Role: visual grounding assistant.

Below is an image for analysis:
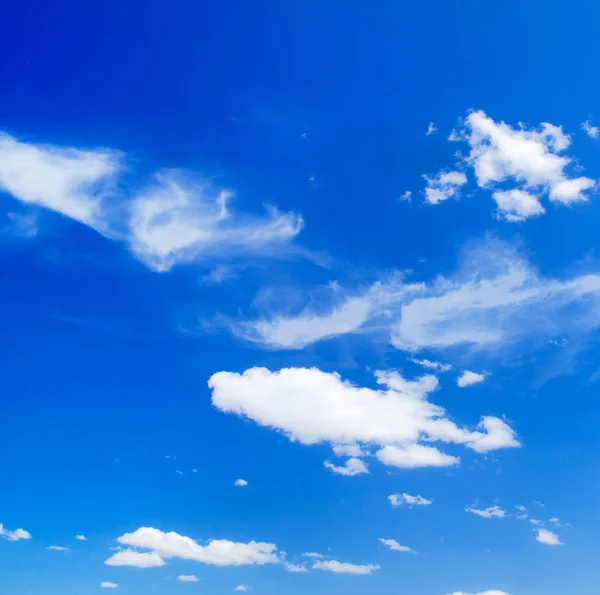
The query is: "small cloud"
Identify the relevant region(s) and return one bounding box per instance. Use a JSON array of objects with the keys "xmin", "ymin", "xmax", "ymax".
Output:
[
  {"xmin": 6, "ymin": 211, "xmax": 38, "ymax": 238},
  {"xmin": 466, "ymin": 505, "xmax": 506, "ymax": 519},
  {"xmin": 423, "ymin": 170, "xmax": 467, "ymax": 204},
  {"xmin": 285, "ymin": 562, "xmax": 309, "ymax": 573},
  {"xmin": 313, "ymin": 560, "xmax": 380, "ymax": 575},
  {"xmin": 536, "ymin": 528, "xmax": 563, "ymax": 546},
  {"xmin": 410, "ymin": 358, "xmax": 452, "ymax": 372},
  {"xmin": 302, "ymin": 552, "xmax": 323, "ymax": 559},
  {"xmin": 324, "ymin": 457, "xmax": 369, "ymax": 476},
  {"xmin": 234, "ymin": 478, "xmax": 249, "ymax": 487},
  {"xmin": 47, "ymin": 545, "xmax": 70, "ymax": 551},
  {"xmin": 457, "ymin": 371, "xmax": 486, "ymax": 387},
  {"xmin": 75, "ymin": 535, "xmax": 87, "ymax": 541},
  {"xmin": 550, "ymin": 517, "xmax": 560, "ymax": 524},
  {"xmin": 378, "ymin": 538, "xmax": 412, "ymax": 552},
  {"xmin": 515, "ymin": 505, "xmax": 527, "ymax": 512},
  {"xmin": 175, "ymin": 470, "xmax": 184, "ymax": 475},
  {"xmin": 235, "ymin": 586, "xmax": 250, "ymax": 592},
  {"xmin": 388, "ymin": 493, "xmax": 432, "ymax": 507},
  {"xmin": 192, "ymin": 469, "xmax": 198, "ymax": 473},
  {"xmin": 399, "ymin": 191, "xmax": 412, "ymax": 202},
  {"xmin": 0, "ymin": 523, "xmax": 32, "ymax": 541},
  {"xmin": 582, "ymin": 120, "xmax": 599, "ymax": 139},
  {"xmin": 178, "ymin": 575, "xmax": 199, "ymax": 582},
  {"xmin": 101, "ymin": 582, "xmax": 119, "ymax": 589},
  {"xmin": 426, "ymin": 122, "xmax": 438, "ymax": 136}
]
